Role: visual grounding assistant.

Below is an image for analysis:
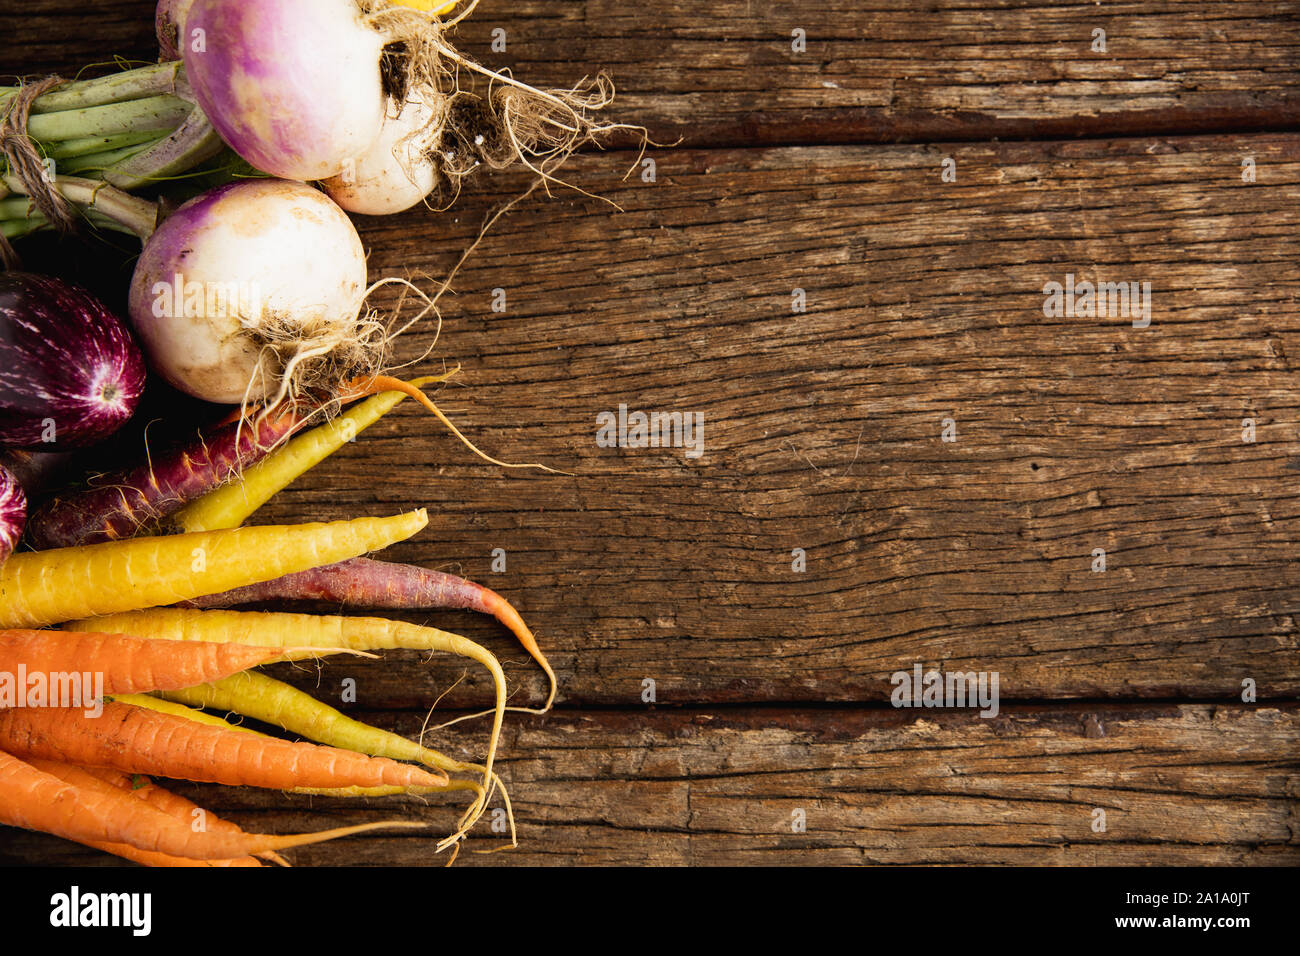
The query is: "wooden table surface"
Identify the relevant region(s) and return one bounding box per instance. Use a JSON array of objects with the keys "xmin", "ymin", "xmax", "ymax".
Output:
[{"xmin": 3, "ymin": 1, "xmax": 1298, "ymax": 866}]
